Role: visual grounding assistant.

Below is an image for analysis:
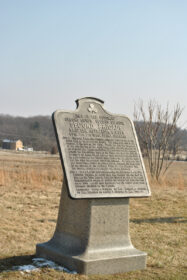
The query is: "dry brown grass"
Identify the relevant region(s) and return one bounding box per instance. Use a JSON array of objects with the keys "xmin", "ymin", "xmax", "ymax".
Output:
[
  {"xmin": 0, "ymin": 150, "xmax": 186, "ymax": 280},
  {"xmin": 0, "ymin": 150, "xmax": 63, "ymax": 188},
  {"xmin": 144, "ymin": 157, "xmax": 187, "ymax": 190}
]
